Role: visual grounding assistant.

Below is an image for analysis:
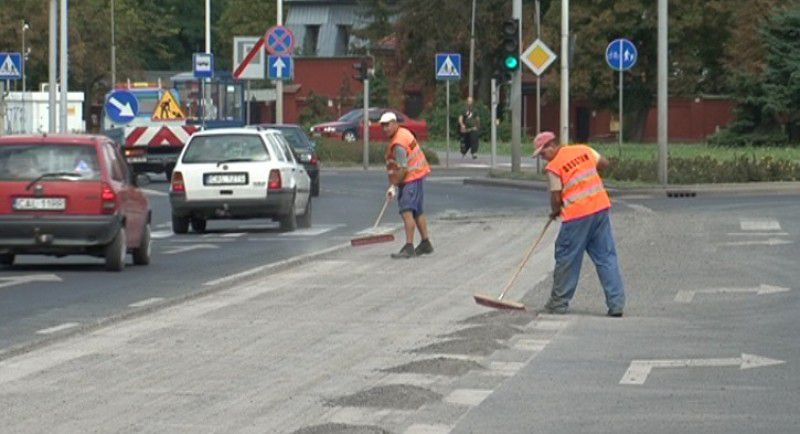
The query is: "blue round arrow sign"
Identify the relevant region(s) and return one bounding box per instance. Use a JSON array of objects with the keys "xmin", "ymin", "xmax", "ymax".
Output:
[
  {"xmin": 606, "ymin": 39, "xmax": 637, "ymax": 71},
  {"xmin": 105, "ymin": 90, "xmax": 139, "ymax": 124}
]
